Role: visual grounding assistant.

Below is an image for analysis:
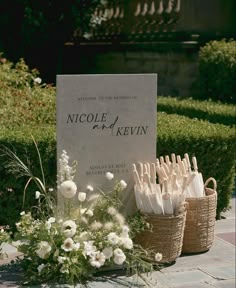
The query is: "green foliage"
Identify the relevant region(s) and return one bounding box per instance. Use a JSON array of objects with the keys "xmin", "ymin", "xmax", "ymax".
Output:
[
  {"xmin": 158, "ymin": 96, "xmax": 235, "ymax": 126},
  {"xmin": 20, "ymin": 0, "xmax": 103, "ymax": 43},
  {"xmin": 0, "ymin": 56, "xmax": 56, "ymax": 229},
  {"xmin": 0, "ymin": 56, "xmax": 235, "ymax": 228},
  {"xmin": 157, "ymin": 112, "xmax": 236, "ymax": 218},
  {"xmin": 0, "ymin": 152, "xmax": 155, "ymax": 286},
  {"xmin": 197, "ymin": 39, "xmax": 236, "ymax": 103},
  {"xmin": 0, "ymin": 129, "xmax": 56, "ymax": 228},
  {"xmin": 0, "ymin": 1, "xmax": 106, "ymax": 82},
  {"xmin": 0, "ymin": 56, "xmax": 56, "ymax": 128}
]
